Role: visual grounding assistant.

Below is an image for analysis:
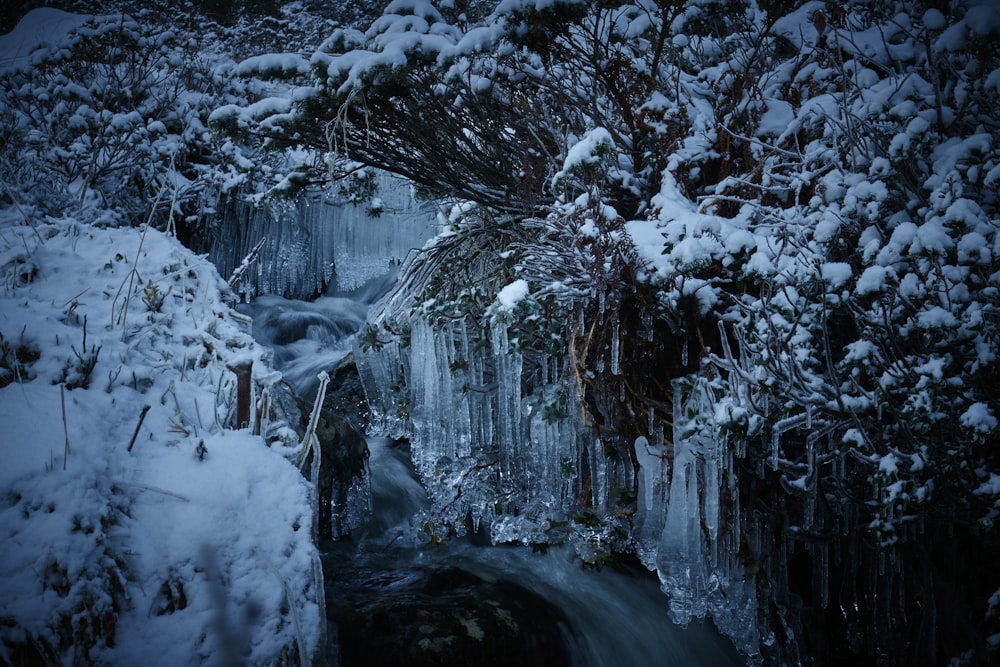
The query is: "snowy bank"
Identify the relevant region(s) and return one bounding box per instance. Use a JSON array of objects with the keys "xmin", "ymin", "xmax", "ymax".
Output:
[{"xmin": 0, "ymin": 213, "xmax": 323, "ymax": 665}]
